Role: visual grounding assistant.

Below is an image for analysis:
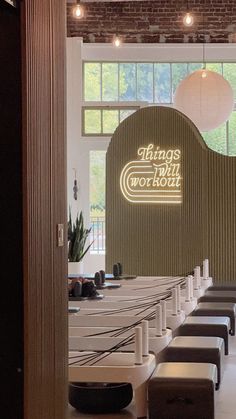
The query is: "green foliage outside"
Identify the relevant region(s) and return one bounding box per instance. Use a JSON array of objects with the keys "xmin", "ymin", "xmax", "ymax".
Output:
[
  {"xmin": 84, "ymin": 108, "xmax": 136, "ymax": 135},
  {"xmin": 84, "ymin": 61, "xmax": 236, "ymax": 157},
  {"xmin": 154, "ymin": 63, "xmax": 171, "ymax": 103},
  {"xmin": 90, "ymin": 151, "xmax": 106, "ymax": 217}
]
